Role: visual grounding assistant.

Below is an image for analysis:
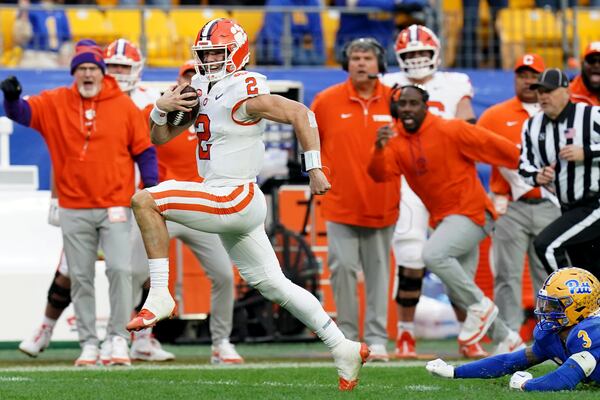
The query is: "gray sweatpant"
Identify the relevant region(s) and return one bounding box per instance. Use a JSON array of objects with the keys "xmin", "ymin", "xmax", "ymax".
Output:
[
  {"xmin": 492, "ymin": 200, "xmax": 560, "ymax": 330},
  {"xmin": 130, "ymin": 220, "xmax": 234, "ymax": 344},
  {"xmin": 60, "ymin": 207, "xmax": 133, "ymax": 347},
  {"xmin": 422, "ymin": 214, "xmax": 509, "ymax": 343},
  {"xmin": 327, "ymin": 221, "xmax": 394, "ymax": 345}
]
